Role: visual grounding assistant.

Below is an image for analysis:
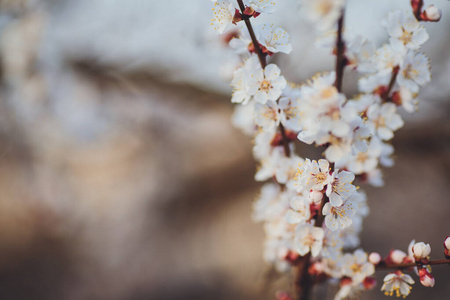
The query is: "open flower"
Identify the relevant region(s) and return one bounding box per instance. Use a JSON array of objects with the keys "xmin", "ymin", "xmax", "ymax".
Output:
[
  {"xmin": 366, "ymin": 103, "xmax": 404, "ymax": 141},
  {"xmin": 326, "ymin": 170, "xmax": 356, "ymax": 207},
  {"xmin": 254, "ymin": 64, "xmax": 287, "ymax": 104},
  {"xmin": 286, "ymin": 195, "xmax": 311, "ymax": 224},
  {"xmin": 294, "ymin": 223, "xmax": 324, "ymax": 257},
  {"xmin": 382, "ymin": 10, "xmax": 429, "ymax": 51},
  {"xmin": 381, "ymin": 271, "xmax": 415, "ymax": 297},
  {"xmin": 211, "ymin": 0, "xmax": 237, "ymax": 34},
  {"xmin": 342, "ymin": 249, "xmax": 375, "ymax": 284},
  {"xmin": 322, "ymin": 199, "xmax": 355, "ymax": 231},
  {"xmin": 256, "ymin": 23, "xmax": 292, "ymax": 54}
]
